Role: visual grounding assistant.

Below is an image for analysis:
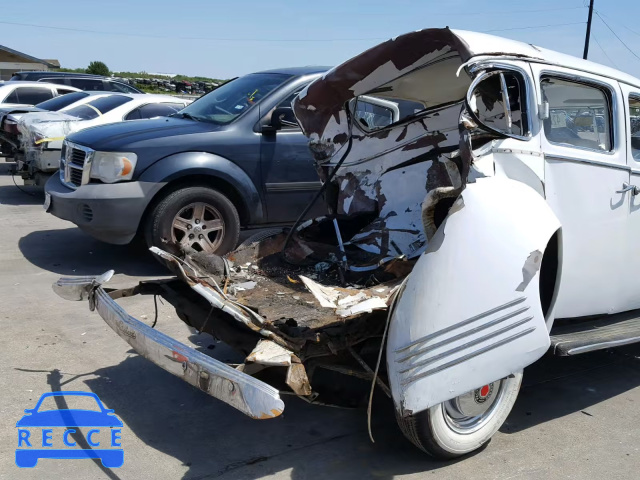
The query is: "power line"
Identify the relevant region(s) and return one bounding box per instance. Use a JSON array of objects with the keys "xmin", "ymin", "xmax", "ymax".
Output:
[
  {"xmin": 0, "ymin": 21, "xmax": 386, "ymax": 42},
  {"xmin": 592, "ymin": 33, "xmax": 618, "ymax": 68},
  {"xmin": 0, "ymin": 19, "xmax": 589, "ymax": 43},
  {"xmin": 420, "ymin": 6, "xmax": 586, "ymax": 16},
  {"xmin": 482, "ymin": 22, "xmax": 585, "ymax": 33},
  {"xmin": 595, "ymin": 12, "xmax": 640, "ymax": 62},
  {"xmin": 596, "ymin": 10, "xmax": 640, "ymax": 38}
]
